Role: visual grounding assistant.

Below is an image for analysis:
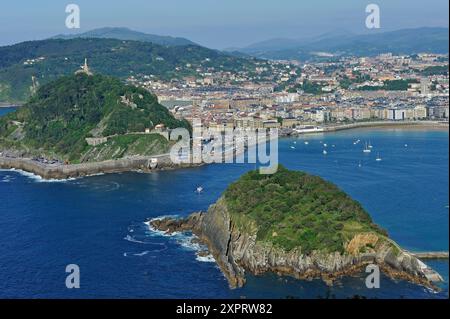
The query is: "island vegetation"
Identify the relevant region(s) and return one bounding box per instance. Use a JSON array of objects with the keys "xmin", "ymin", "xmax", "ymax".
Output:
[
  {"xmin": 151, "ymin": 165, "xmax": 441, "ymax": 288},
  {"xmin": 223, "ymin": 165, "xmax": 387, "ymax": 254}
]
